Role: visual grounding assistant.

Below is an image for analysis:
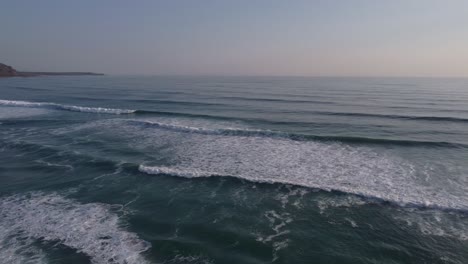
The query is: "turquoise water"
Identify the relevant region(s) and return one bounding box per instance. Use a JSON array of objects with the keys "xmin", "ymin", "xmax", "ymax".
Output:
[{"xmin": 1, "ymin": 76, "xmax": 468, "ymax": 264}]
